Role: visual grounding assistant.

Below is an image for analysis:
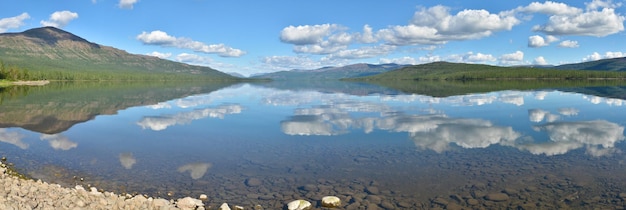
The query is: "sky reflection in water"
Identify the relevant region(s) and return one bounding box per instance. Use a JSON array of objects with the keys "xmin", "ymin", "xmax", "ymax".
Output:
[{"xmin": 1, "ymin": 83, "xmax": 626, "ymax": 208}]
